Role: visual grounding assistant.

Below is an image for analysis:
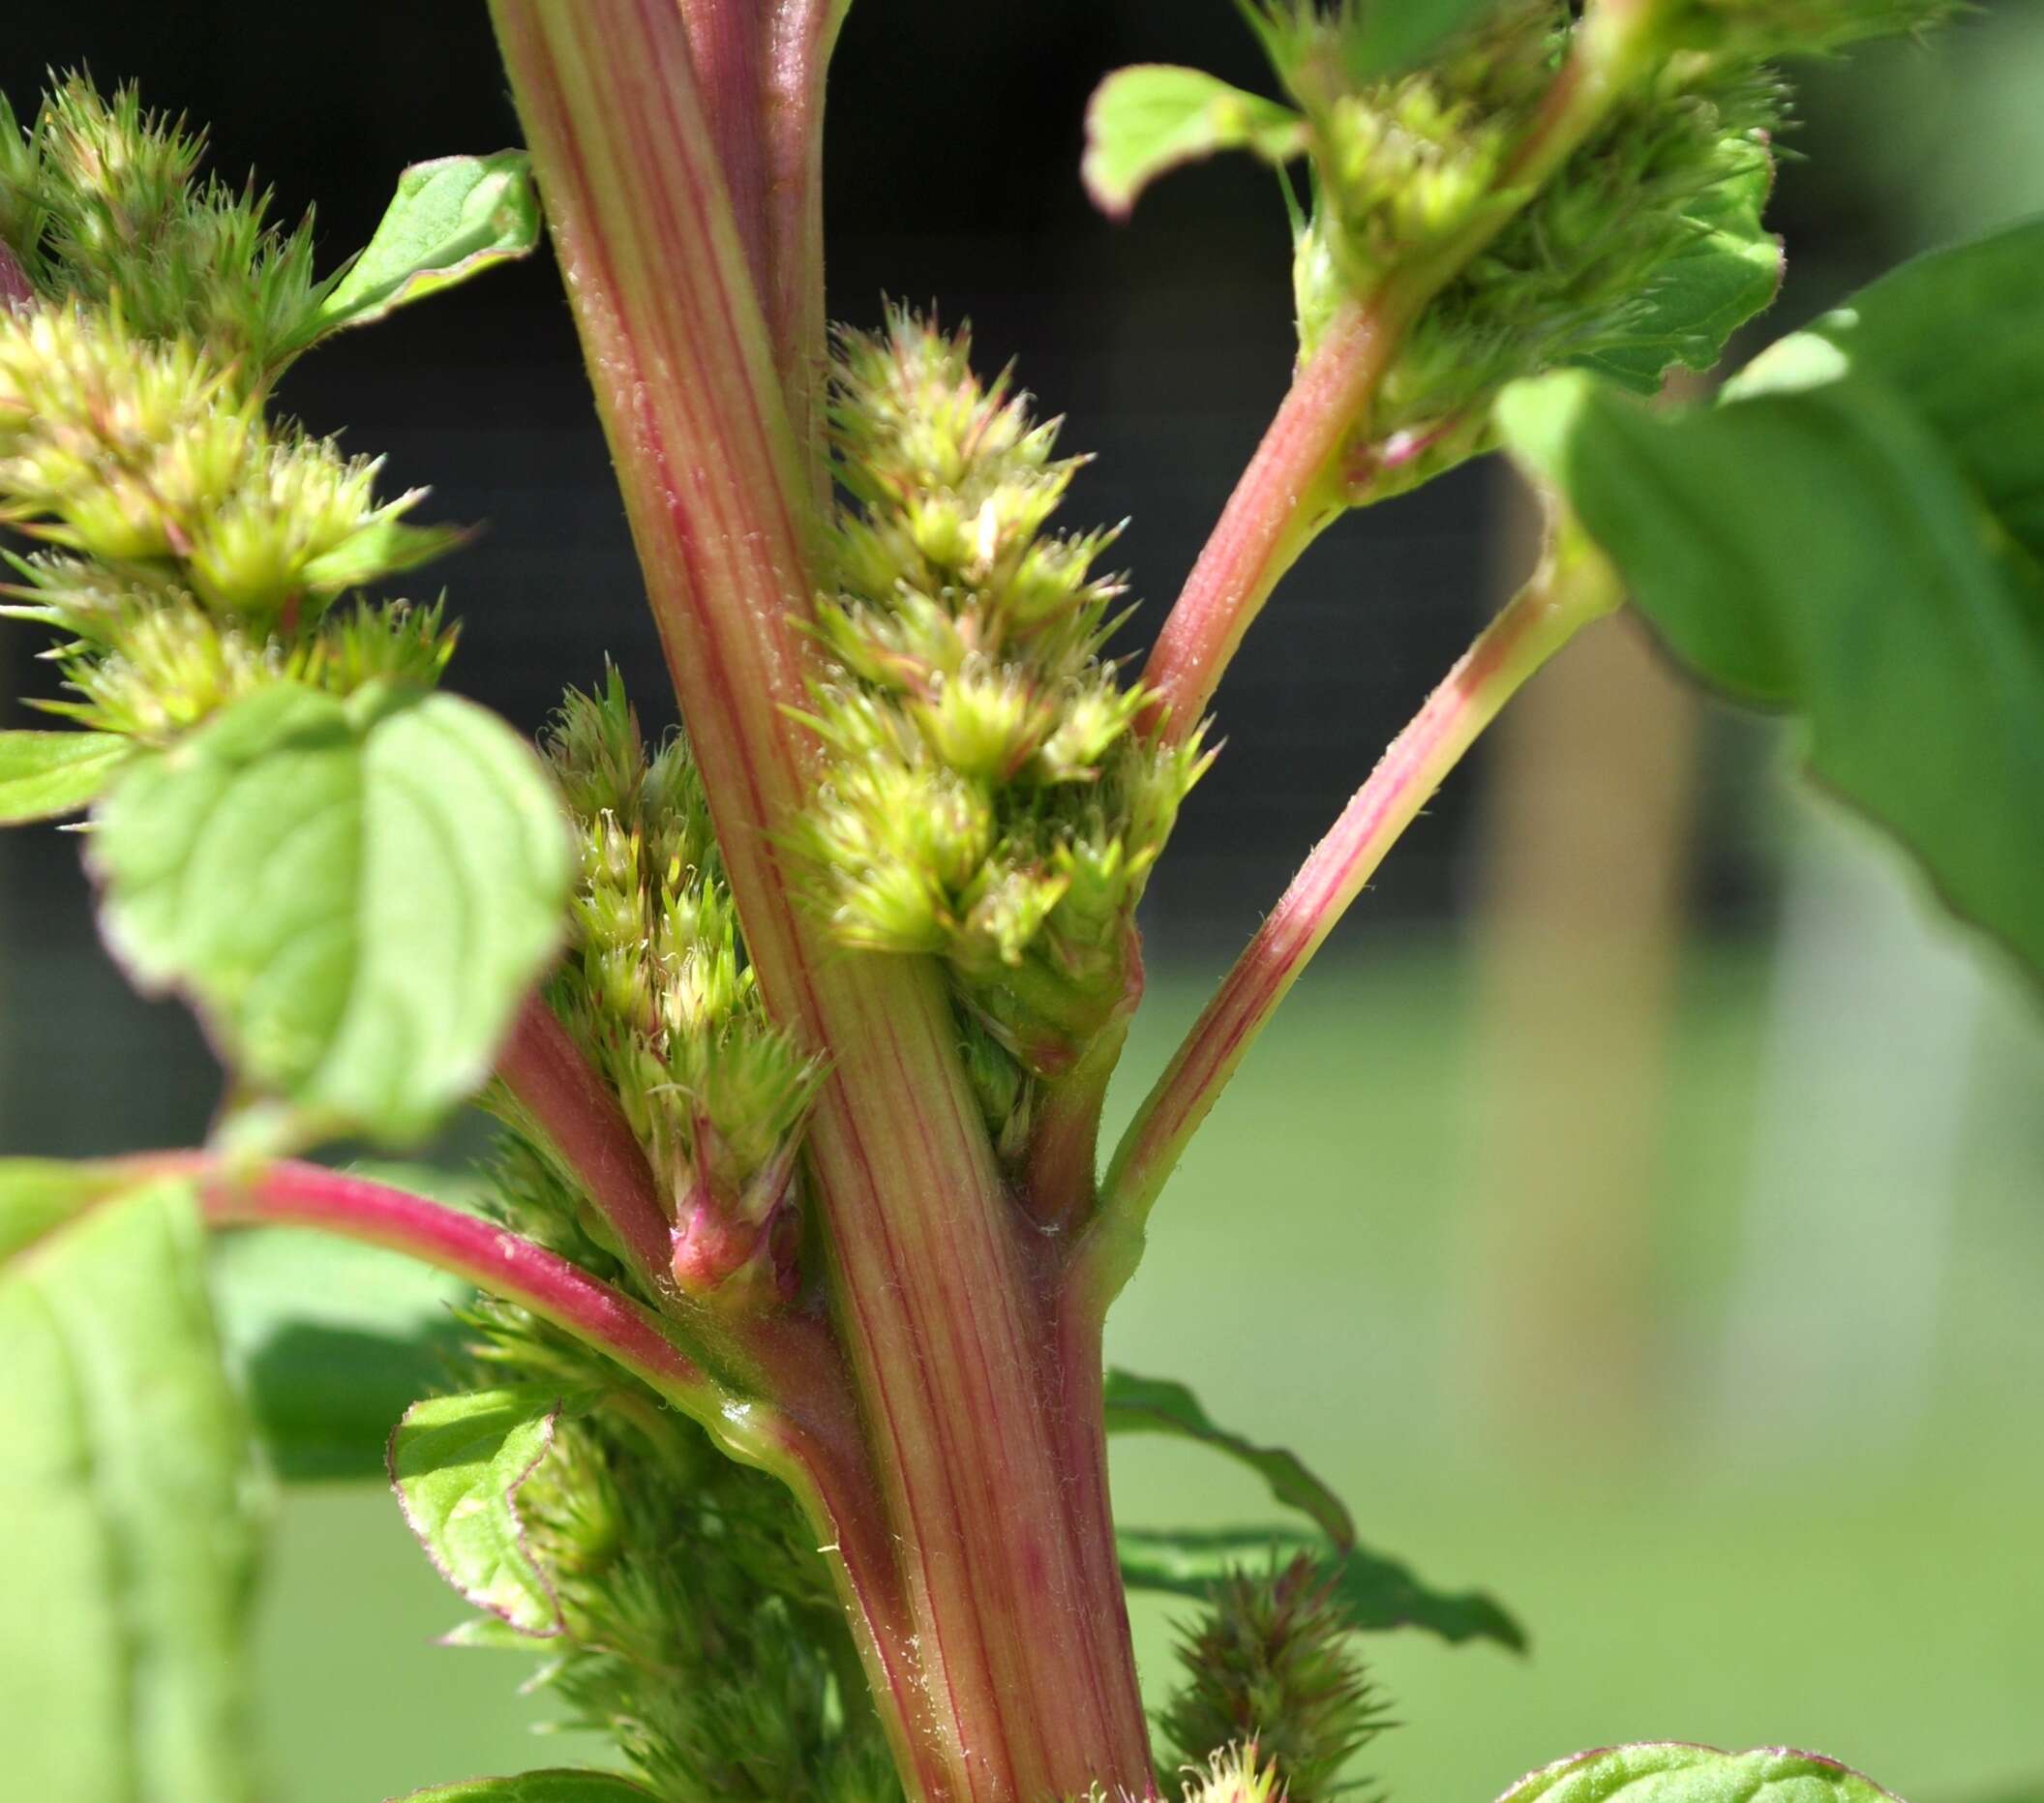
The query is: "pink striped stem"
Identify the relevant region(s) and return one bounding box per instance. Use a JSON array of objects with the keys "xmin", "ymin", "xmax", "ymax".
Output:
[
  {"xmin": 496, "ymin": 995, "xmax": 676, "ymax": 1300},
  {"xmin": 1138, "ymin": 287, "xmax": 1410, "ymax": 746},
  {"xmin": 192, "ymin": 1157, "xmax": 716, "ymax": 1410},
  {"xmin": 489, "ymin": 7, "xmax": 1154, "ymax": 1796},
  {"xmin": 1088, "ymin": 530, "xmax": 1624, "ymax": 1309}
]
